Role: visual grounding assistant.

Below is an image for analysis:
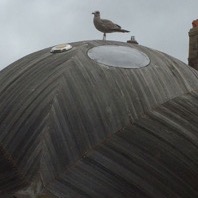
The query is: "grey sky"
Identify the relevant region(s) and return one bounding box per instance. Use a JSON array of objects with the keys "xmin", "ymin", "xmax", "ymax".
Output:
[{"xmin": 0, "ymin": 0, "xmax": 197, "ymax": 70}]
